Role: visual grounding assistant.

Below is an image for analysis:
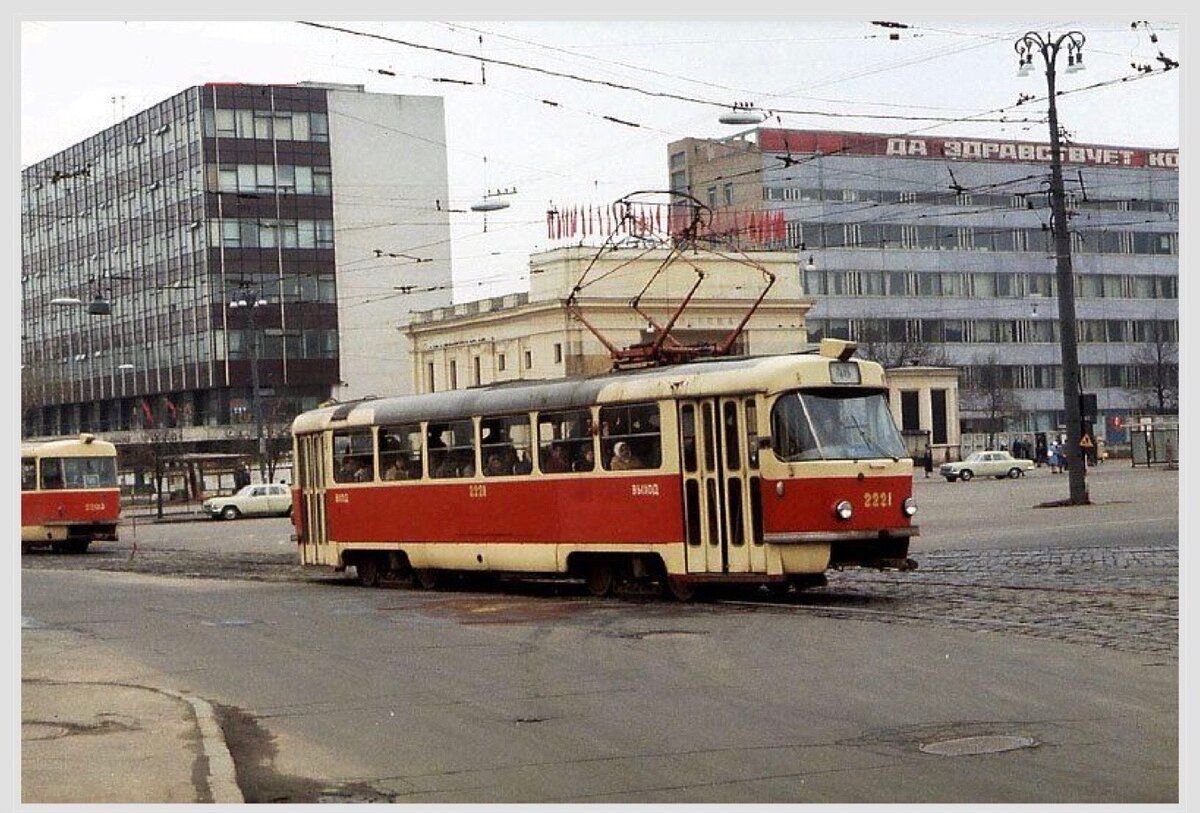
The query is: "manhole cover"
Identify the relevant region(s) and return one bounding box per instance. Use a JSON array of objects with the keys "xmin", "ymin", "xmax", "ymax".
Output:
[{"xmin": 920, "ymin": 734, "xmax": 1036, "ymax": 756}]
